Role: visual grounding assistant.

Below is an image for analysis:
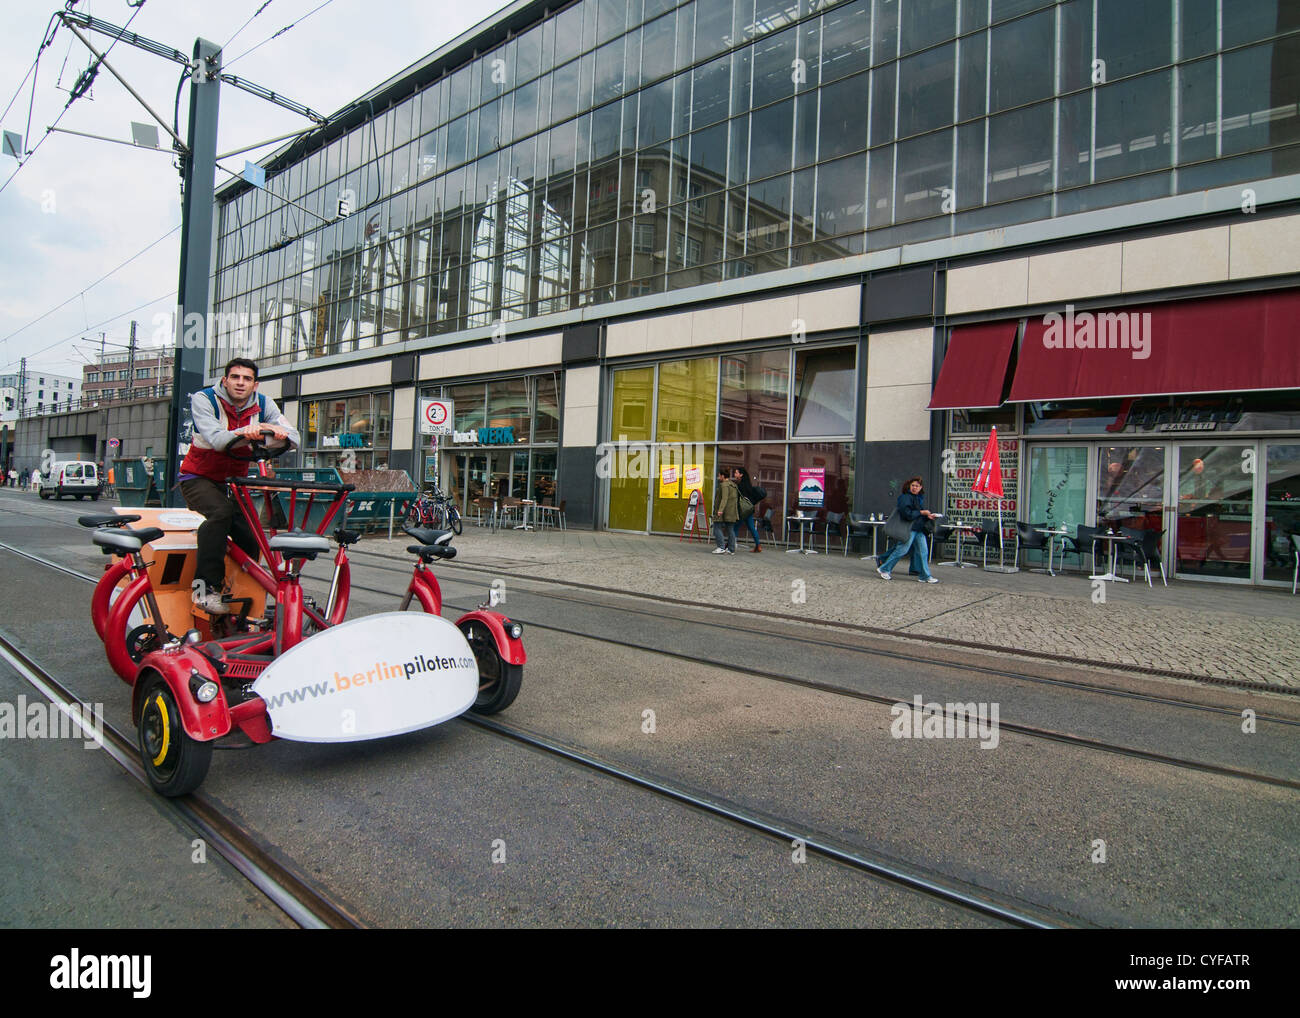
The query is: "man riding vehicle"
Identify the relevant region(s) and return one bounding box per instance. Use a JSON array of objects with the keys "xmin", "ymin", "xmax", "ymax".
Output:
[{"xmin": 178, "ymin": 357, "xmax": 300, "ymax": 614}]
